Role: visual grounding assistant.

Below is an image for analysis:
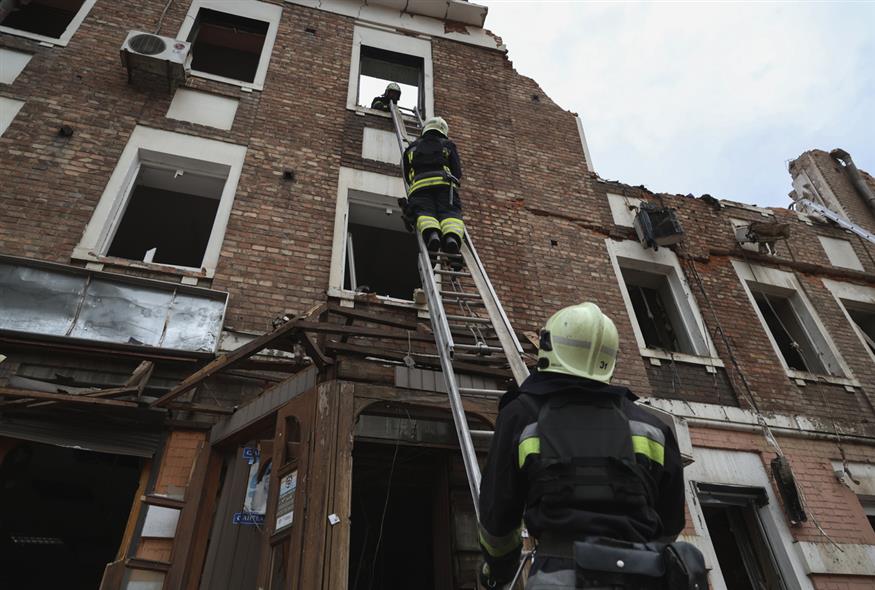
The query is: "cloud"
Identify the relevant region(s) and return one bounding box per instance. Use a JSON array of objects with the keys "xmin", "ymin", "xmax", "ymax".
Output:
[{"xmin": 479, "ymin": 1, "xmax": 875, "ymax": 207}]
